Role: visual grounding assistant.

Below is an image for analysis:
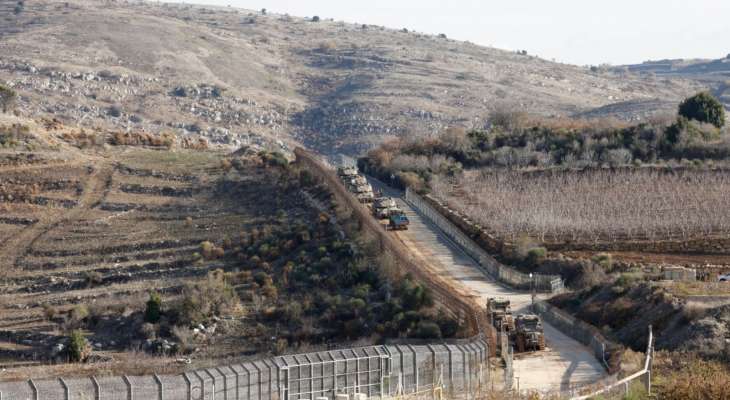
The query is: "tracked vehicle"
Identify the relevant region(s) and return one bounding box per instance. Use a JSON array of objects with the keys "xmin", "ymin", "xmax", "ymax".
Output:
[
  {"xmin": 337, "ymin": 166, "xmax": 359, "ymax": 181},
  {"xmin": 373, "ymin": 197, "xmax": 399, "ymax": 219}
]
